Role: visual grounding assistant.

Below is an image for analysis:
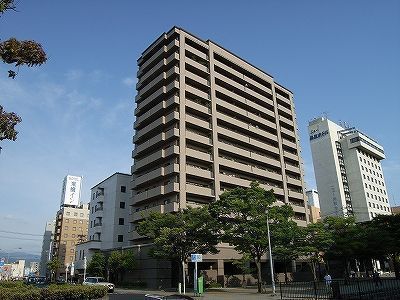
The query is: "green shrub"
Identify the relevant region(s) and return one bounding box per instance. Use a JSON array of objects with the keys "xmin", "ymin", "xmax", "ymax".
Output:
[
  {"xmin": 0, "ymin": 283, "xmax": 108, "ymax": 299},
  {"xmin": 207, "ymin": 281, "xmax": 222, "ymax": 288}
]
